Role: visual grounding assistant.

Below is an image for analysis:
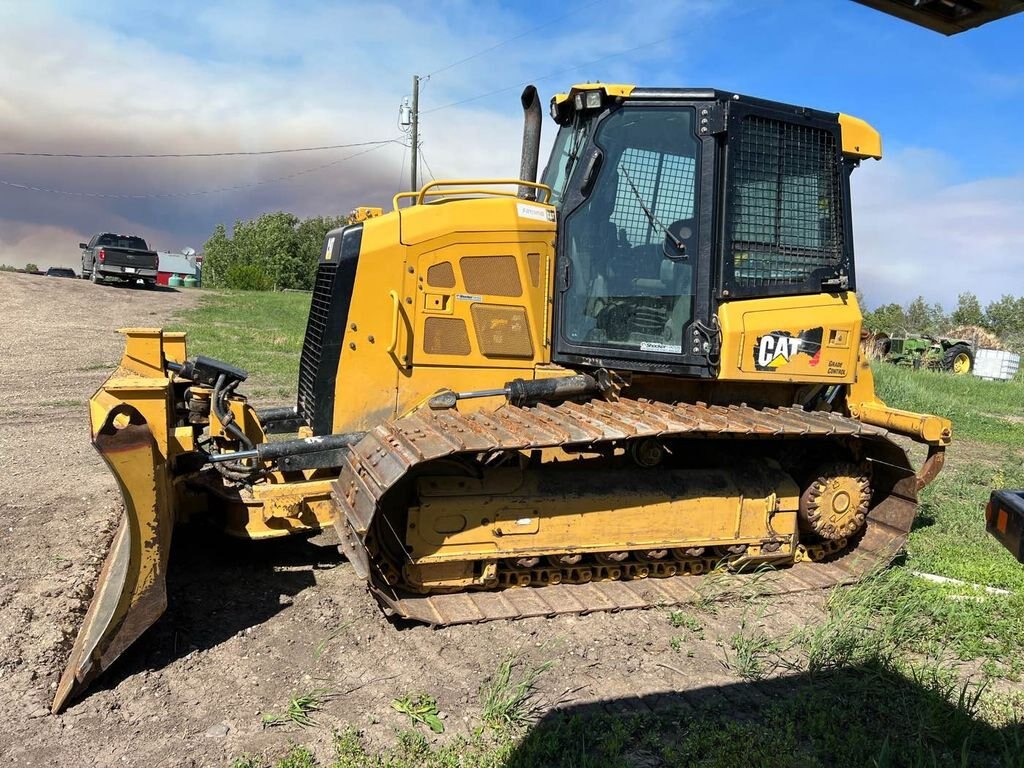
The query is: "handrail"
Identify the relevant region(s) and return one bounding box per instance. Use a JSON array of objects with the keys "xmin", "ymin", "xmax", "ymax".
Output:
[
  {"xmin": 392, "ymin": 178, "xmax": 553, "ymax": 210},
  {"xmin": 392, "ymin": 191, "xmax": 420, "ymax": 208},
  {"xmin": 387, "ymin": 290, "xmax": 401, "ymax": 354}
]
